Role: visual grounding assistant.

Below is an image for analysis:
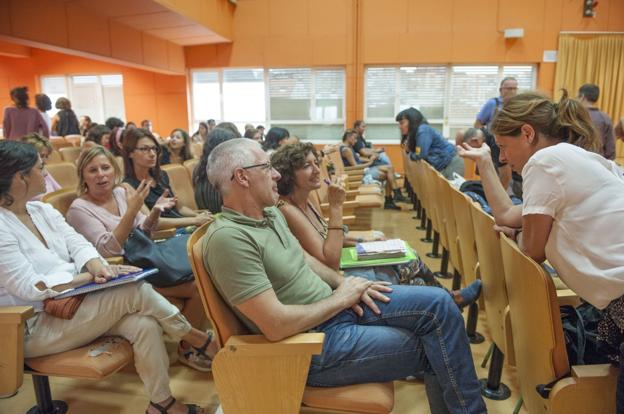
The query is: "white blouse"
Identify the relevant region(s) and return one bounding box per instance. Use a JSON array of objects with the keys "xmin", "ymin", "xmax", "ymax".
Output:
[{"xmin": 0, "ymin": 202, "xmax": 102, "ymax": 312}]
